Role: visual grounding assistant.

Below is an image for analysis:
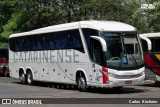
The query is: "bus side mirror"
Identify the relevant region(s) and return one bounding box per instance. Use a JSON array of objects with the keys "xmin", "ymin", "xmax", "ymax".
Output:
[
  {"xmin": 140, "ymin": 35, "xmax": 152, "ymax": 51},
  {"xmin": 90, "ymin": 36, "xmax": 107, "ymax": 51}
]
